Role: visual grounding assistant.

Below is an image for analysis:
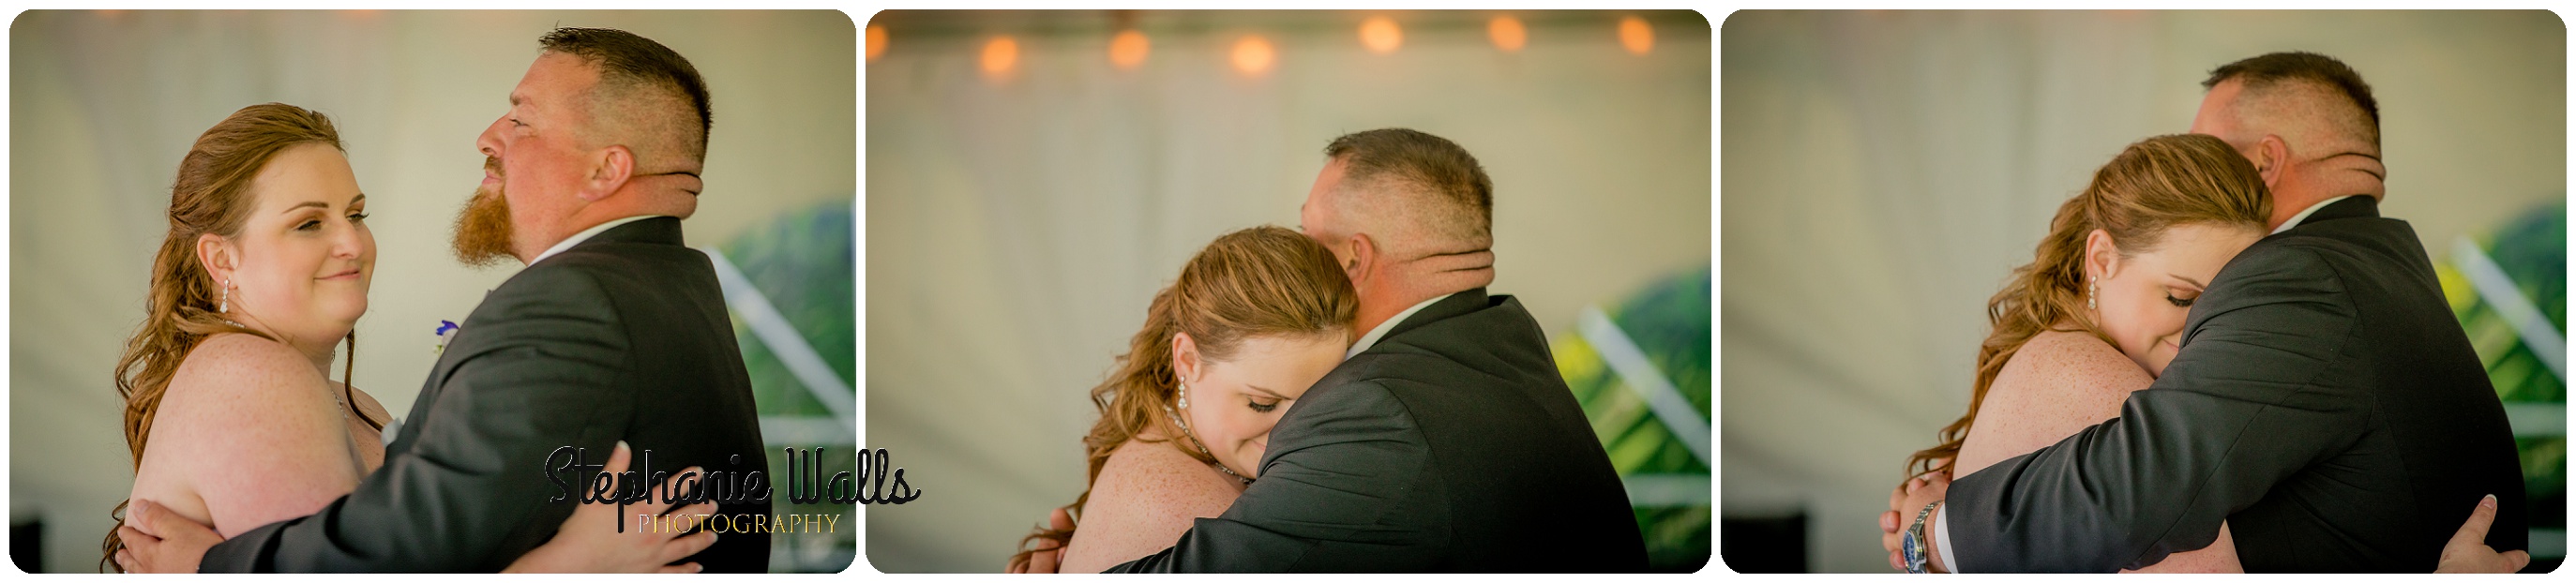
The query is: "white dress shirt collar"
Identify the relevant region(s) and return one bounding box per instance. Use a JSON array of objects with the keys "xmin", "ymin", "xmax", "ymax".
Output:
[
  {"xmin": 531, "ymin": 215, "xmax": 666, "ymax": 264},
  {"xmin": 1344, "ymin": 292, "xmax": 1456, "ymax": 361},
  {"xmin": 2270, "ymin": 195, "xmax": 2358, "ymax": 234}
]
